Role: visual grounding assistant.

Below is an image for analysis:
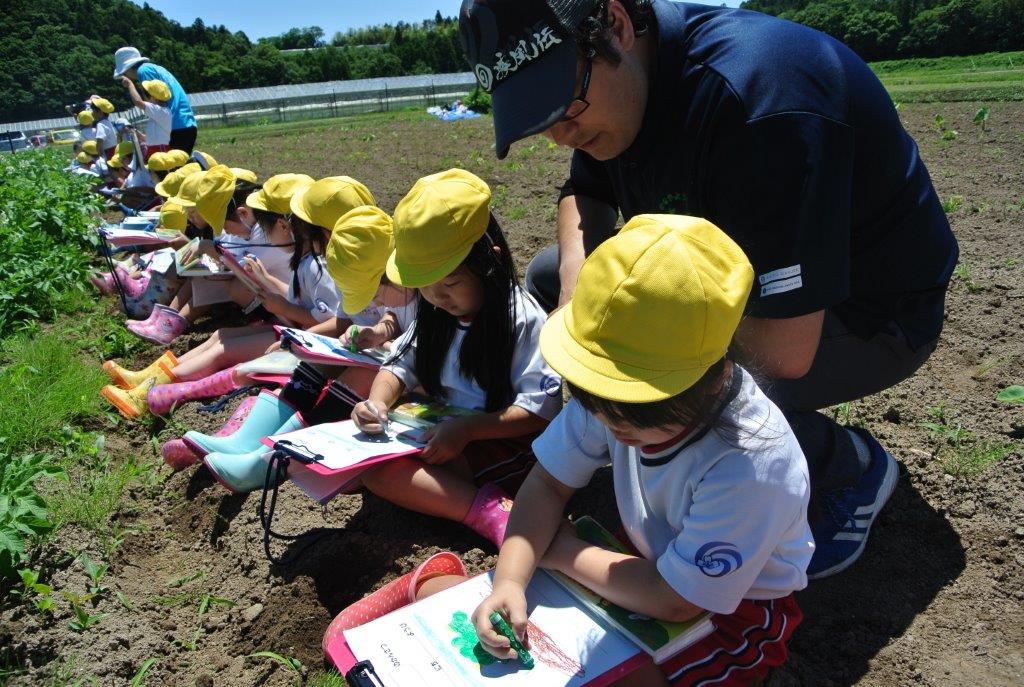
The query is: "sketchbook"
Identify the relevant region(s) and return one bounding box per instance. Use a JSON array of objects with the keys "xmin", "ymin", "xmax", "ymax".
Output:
[
  {"xmin": 214, "ymin": 243, "xmax": 265, "ymax": 294},
  {"xmin": 262, "ymin": 419, "xmax": 426, "ymax": 504},
  {"xmin": 275, "ymin": 326, "xmax": 388, "ymax": 369},
  {"xmin": 99, "ymin": 226, "xmax": 179, "ymax": 247},
  {"xmin": 174, "ymin": 238, "xmax": 230, "ymax": 277},
  {"xmin": 549, "ymin": 518, "xmax": 715, "ymax": 664},
  {"xmin": 332, "ymin": 570, "xmax": 646, "ymax": 687}
]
